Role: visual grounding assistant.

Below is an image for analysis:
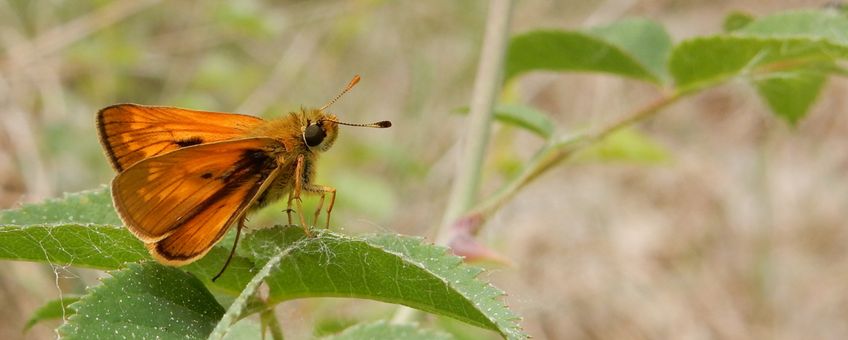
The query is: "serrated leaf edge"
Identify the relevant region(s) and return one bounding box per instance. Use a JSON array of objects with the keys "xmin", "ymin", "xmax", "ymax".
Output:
[
  {"xmin": 57, "ymin": 262, "xmax": 134, "ymax": 337},
  {"xmin": 361, "ymin": 234, "xmax": 527, "ymax": 340}
]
